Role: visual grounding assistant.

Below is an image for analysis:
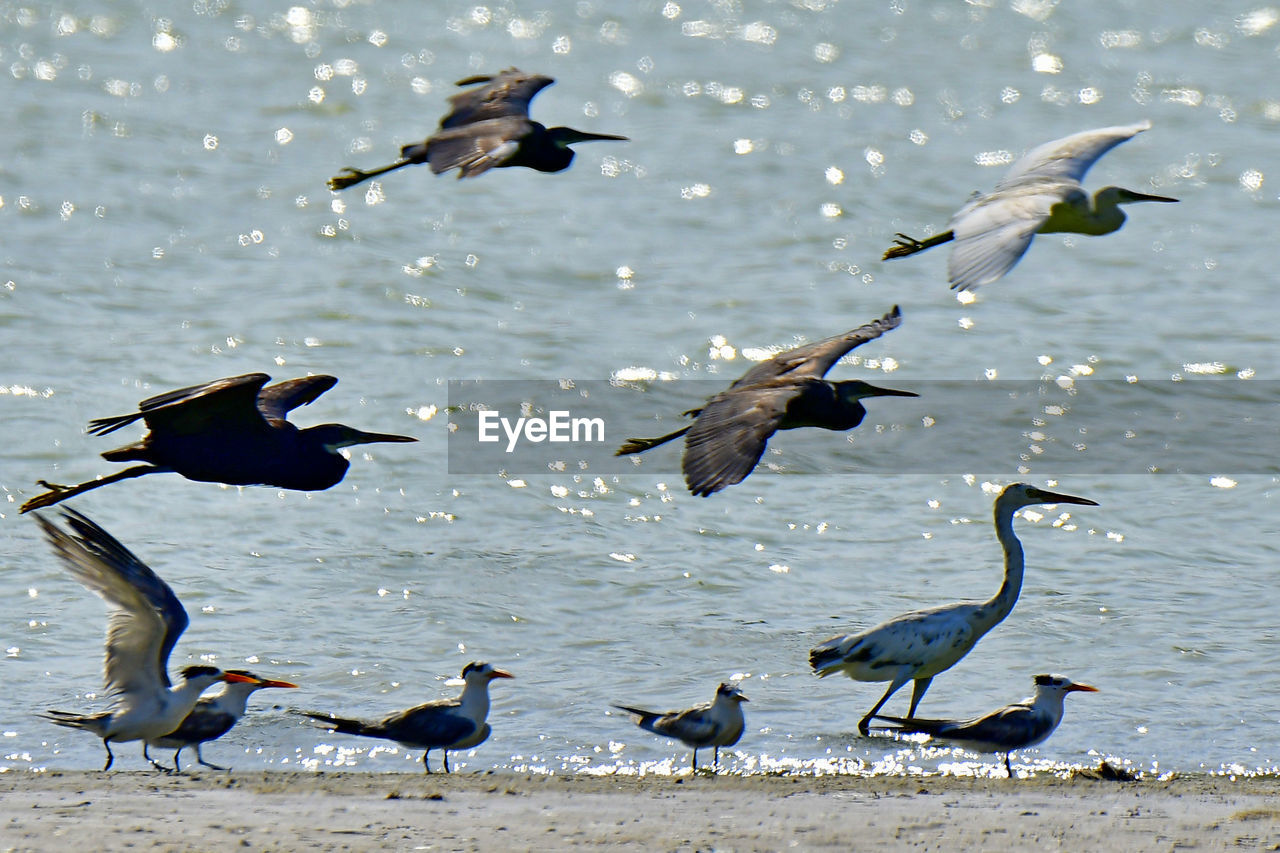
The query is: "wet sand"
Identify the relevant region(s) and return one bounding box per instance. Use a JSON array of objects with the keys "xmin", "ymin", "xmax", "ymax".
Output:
[{"xmin": 1, "ymin": 770, "xmax": 1278, "ymax": 851}]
